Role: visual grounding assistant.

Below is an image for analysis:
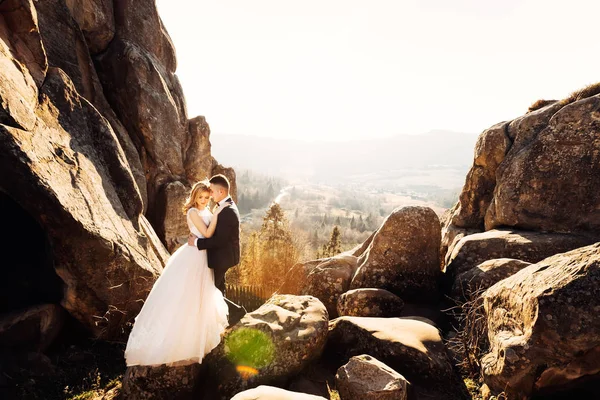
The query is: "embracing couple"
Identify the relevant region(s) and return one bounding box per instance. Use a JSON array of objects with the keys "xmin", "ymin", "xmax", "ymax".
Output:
[{"xmin": 125, "ymin": 174, "xmax": 246, "ymax": 367}]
